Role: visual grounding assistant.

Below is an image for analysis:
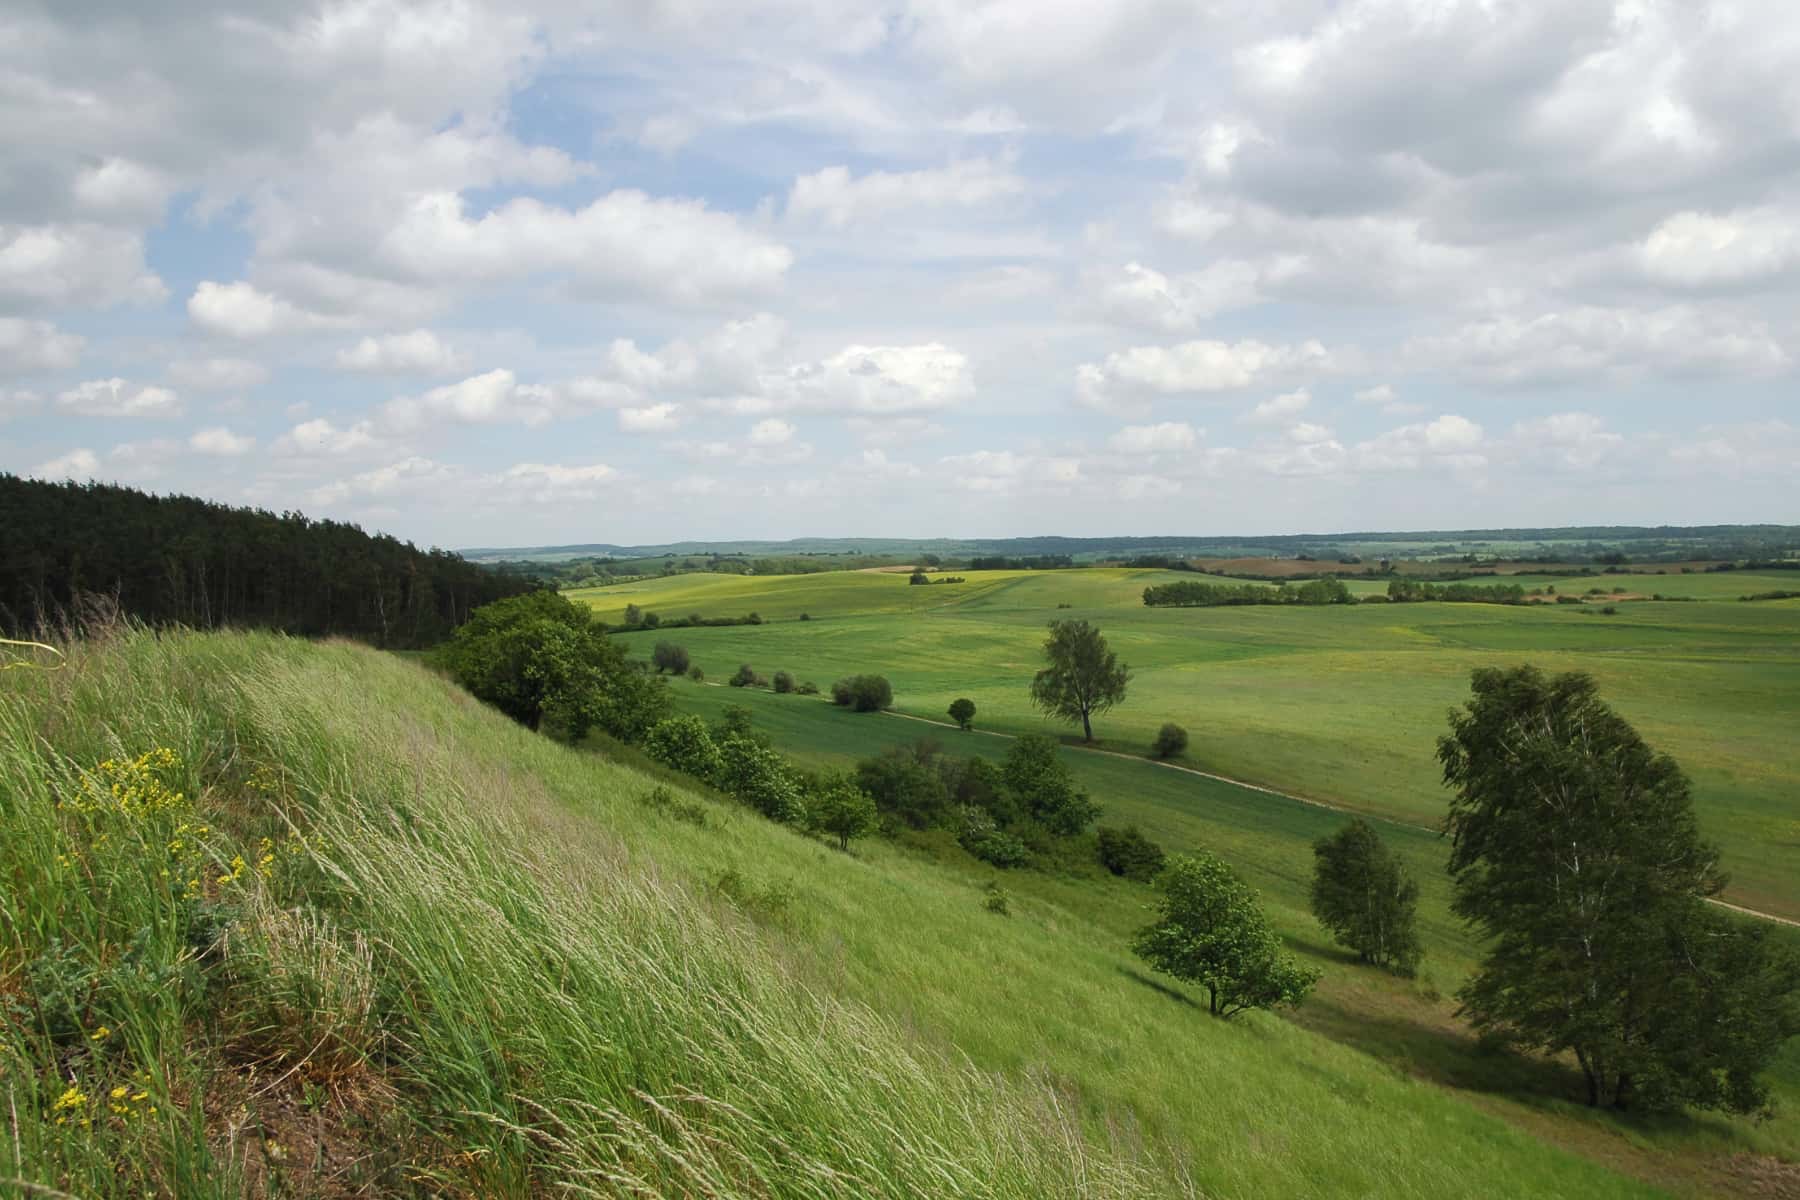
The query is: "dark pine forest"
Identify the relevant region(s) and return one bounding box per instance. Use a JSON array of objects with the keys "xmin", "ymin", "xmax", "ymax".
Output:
[{"xmin": 0, "ymin": 475, "xmax": 534, "ymax": 647}]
